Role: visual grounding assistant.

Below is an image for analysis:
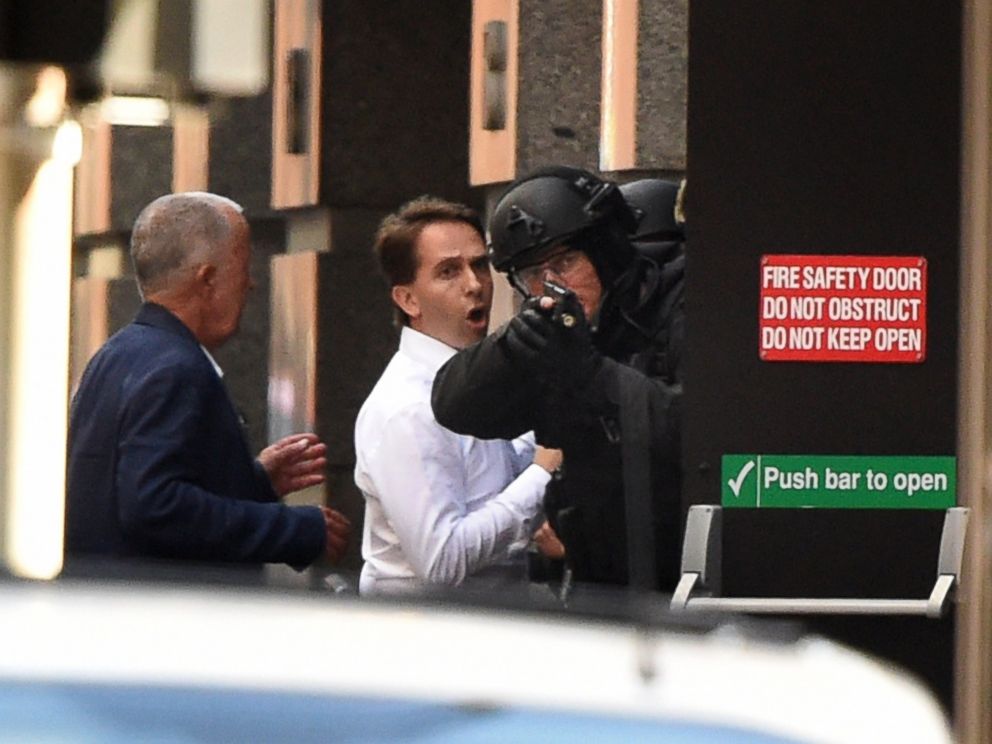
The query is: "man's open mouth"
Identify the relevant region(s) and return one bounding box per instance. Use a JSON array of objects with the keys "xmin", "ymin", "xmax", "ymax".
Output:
[{"xmin": 467, "ymin": 308, "xmax": 487, "ymax": 324}]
